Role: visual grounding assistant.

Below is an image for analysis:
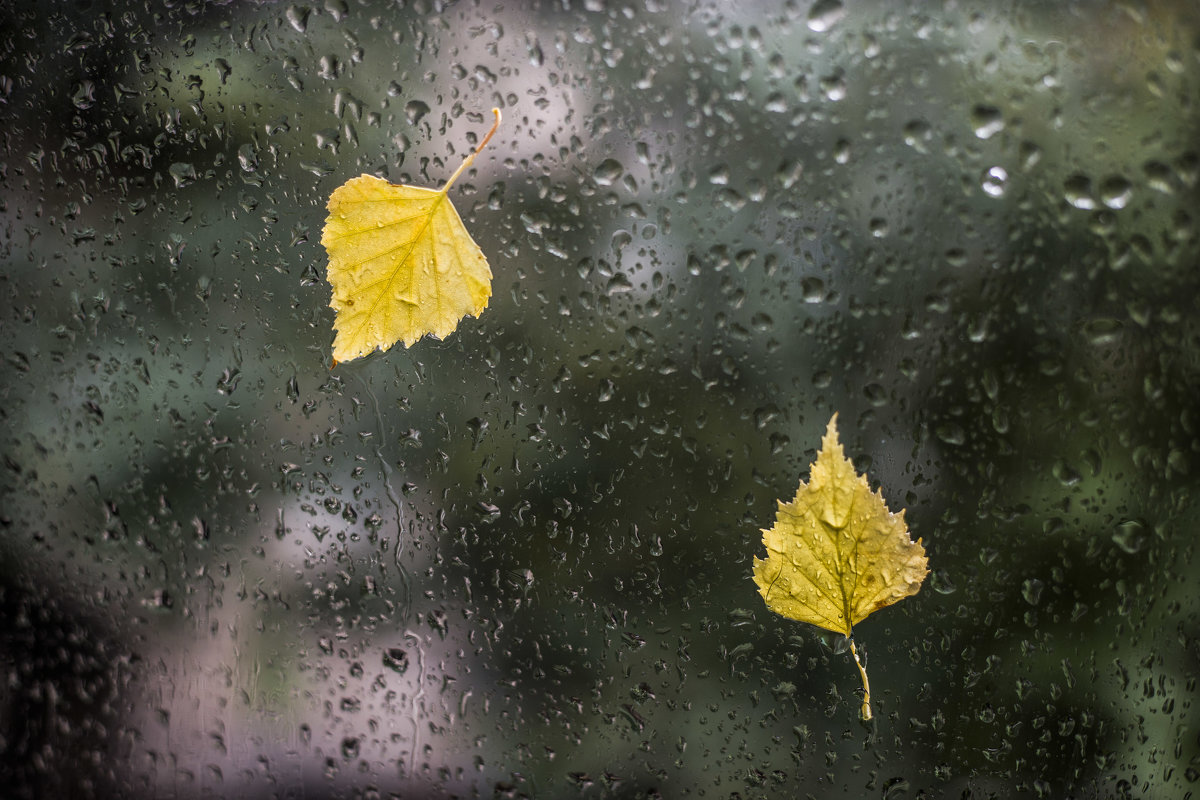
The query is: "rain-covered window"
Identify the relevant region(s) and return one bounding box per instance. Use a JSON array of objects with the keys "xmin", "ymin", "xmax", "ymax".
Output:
[{"xmin": 3, "ymin": 1, "xmax": 1198, "ymax": 797}]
